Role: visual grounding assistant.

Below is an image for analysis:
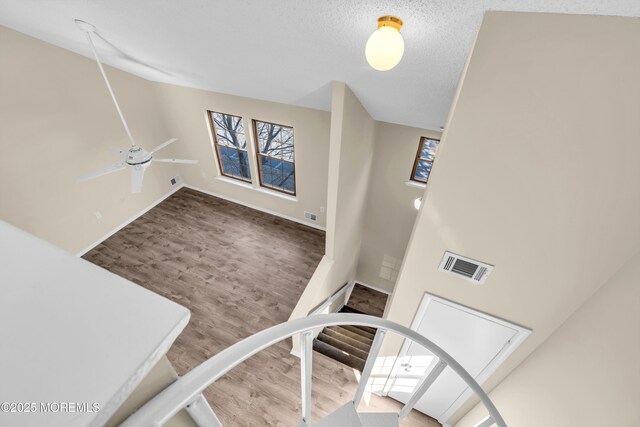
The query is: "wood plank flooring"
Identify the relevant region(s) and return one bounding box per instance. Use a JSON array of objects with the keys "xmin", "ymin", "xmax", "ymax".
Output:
[
  {"xmin": 347, "ymin": 283, "xmax": 389, "ymax": 317},
  {"xmin": 84, "ymin": 188, "xmax": 439, "ymax": 426}
]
